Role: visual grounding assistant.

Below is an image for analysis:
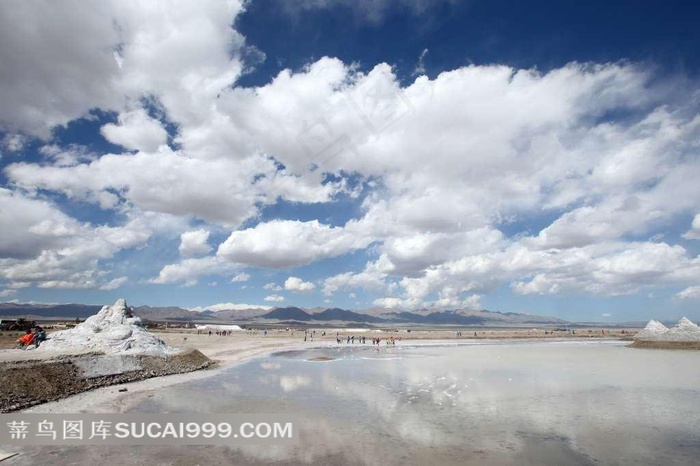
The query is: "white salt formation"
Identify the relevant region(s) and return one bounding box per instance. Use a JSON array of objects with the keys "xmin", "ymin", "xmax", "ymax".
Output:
[
  {"xmin": 664, "ymin": 317, "xmax": 700, "ymax": 342},
  {"xmin": 633, "ymin": 320, "xmax": 669, "ymax": 340},
  {"xmin": 40, "ymin": 298, "xmax": 178, "ymax": 355},
  {"xmin": 634, "ymin": 317, "xmax": 700, "ymax": 342}
]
